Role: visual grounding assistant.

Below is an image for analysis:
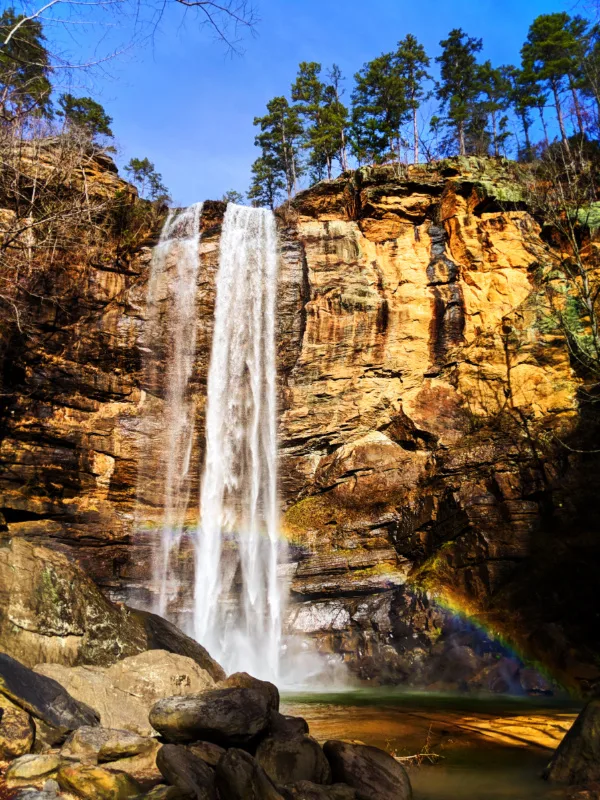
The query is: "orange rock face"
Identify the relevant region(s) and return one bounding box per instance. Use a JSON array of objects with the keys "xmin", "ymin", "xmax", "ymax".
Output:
[{"xmin": 0, "ymin": 157, "xmax": 598, "ymax": 691}]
